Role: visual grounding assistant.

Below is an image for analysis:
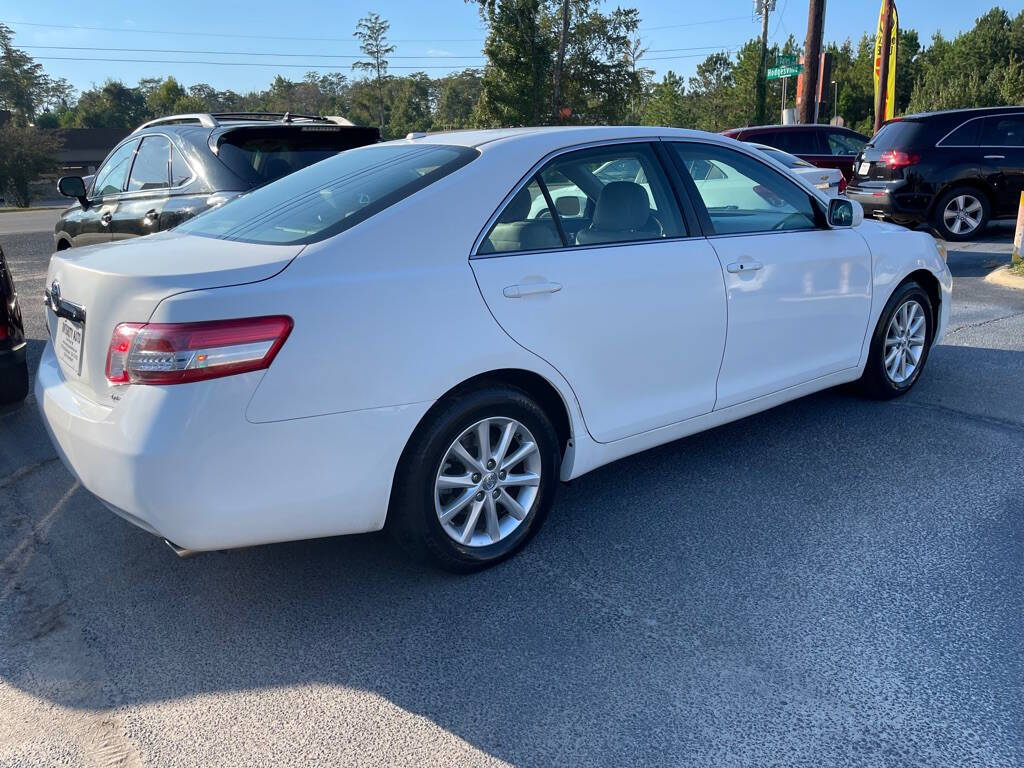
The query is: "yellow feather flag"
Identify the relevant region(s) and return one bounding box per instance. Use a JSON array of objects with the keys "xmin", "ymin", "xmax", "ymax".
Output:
[{"xmin": 873, "ymin": 0, "xmax": 899, "ymax": 121}]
